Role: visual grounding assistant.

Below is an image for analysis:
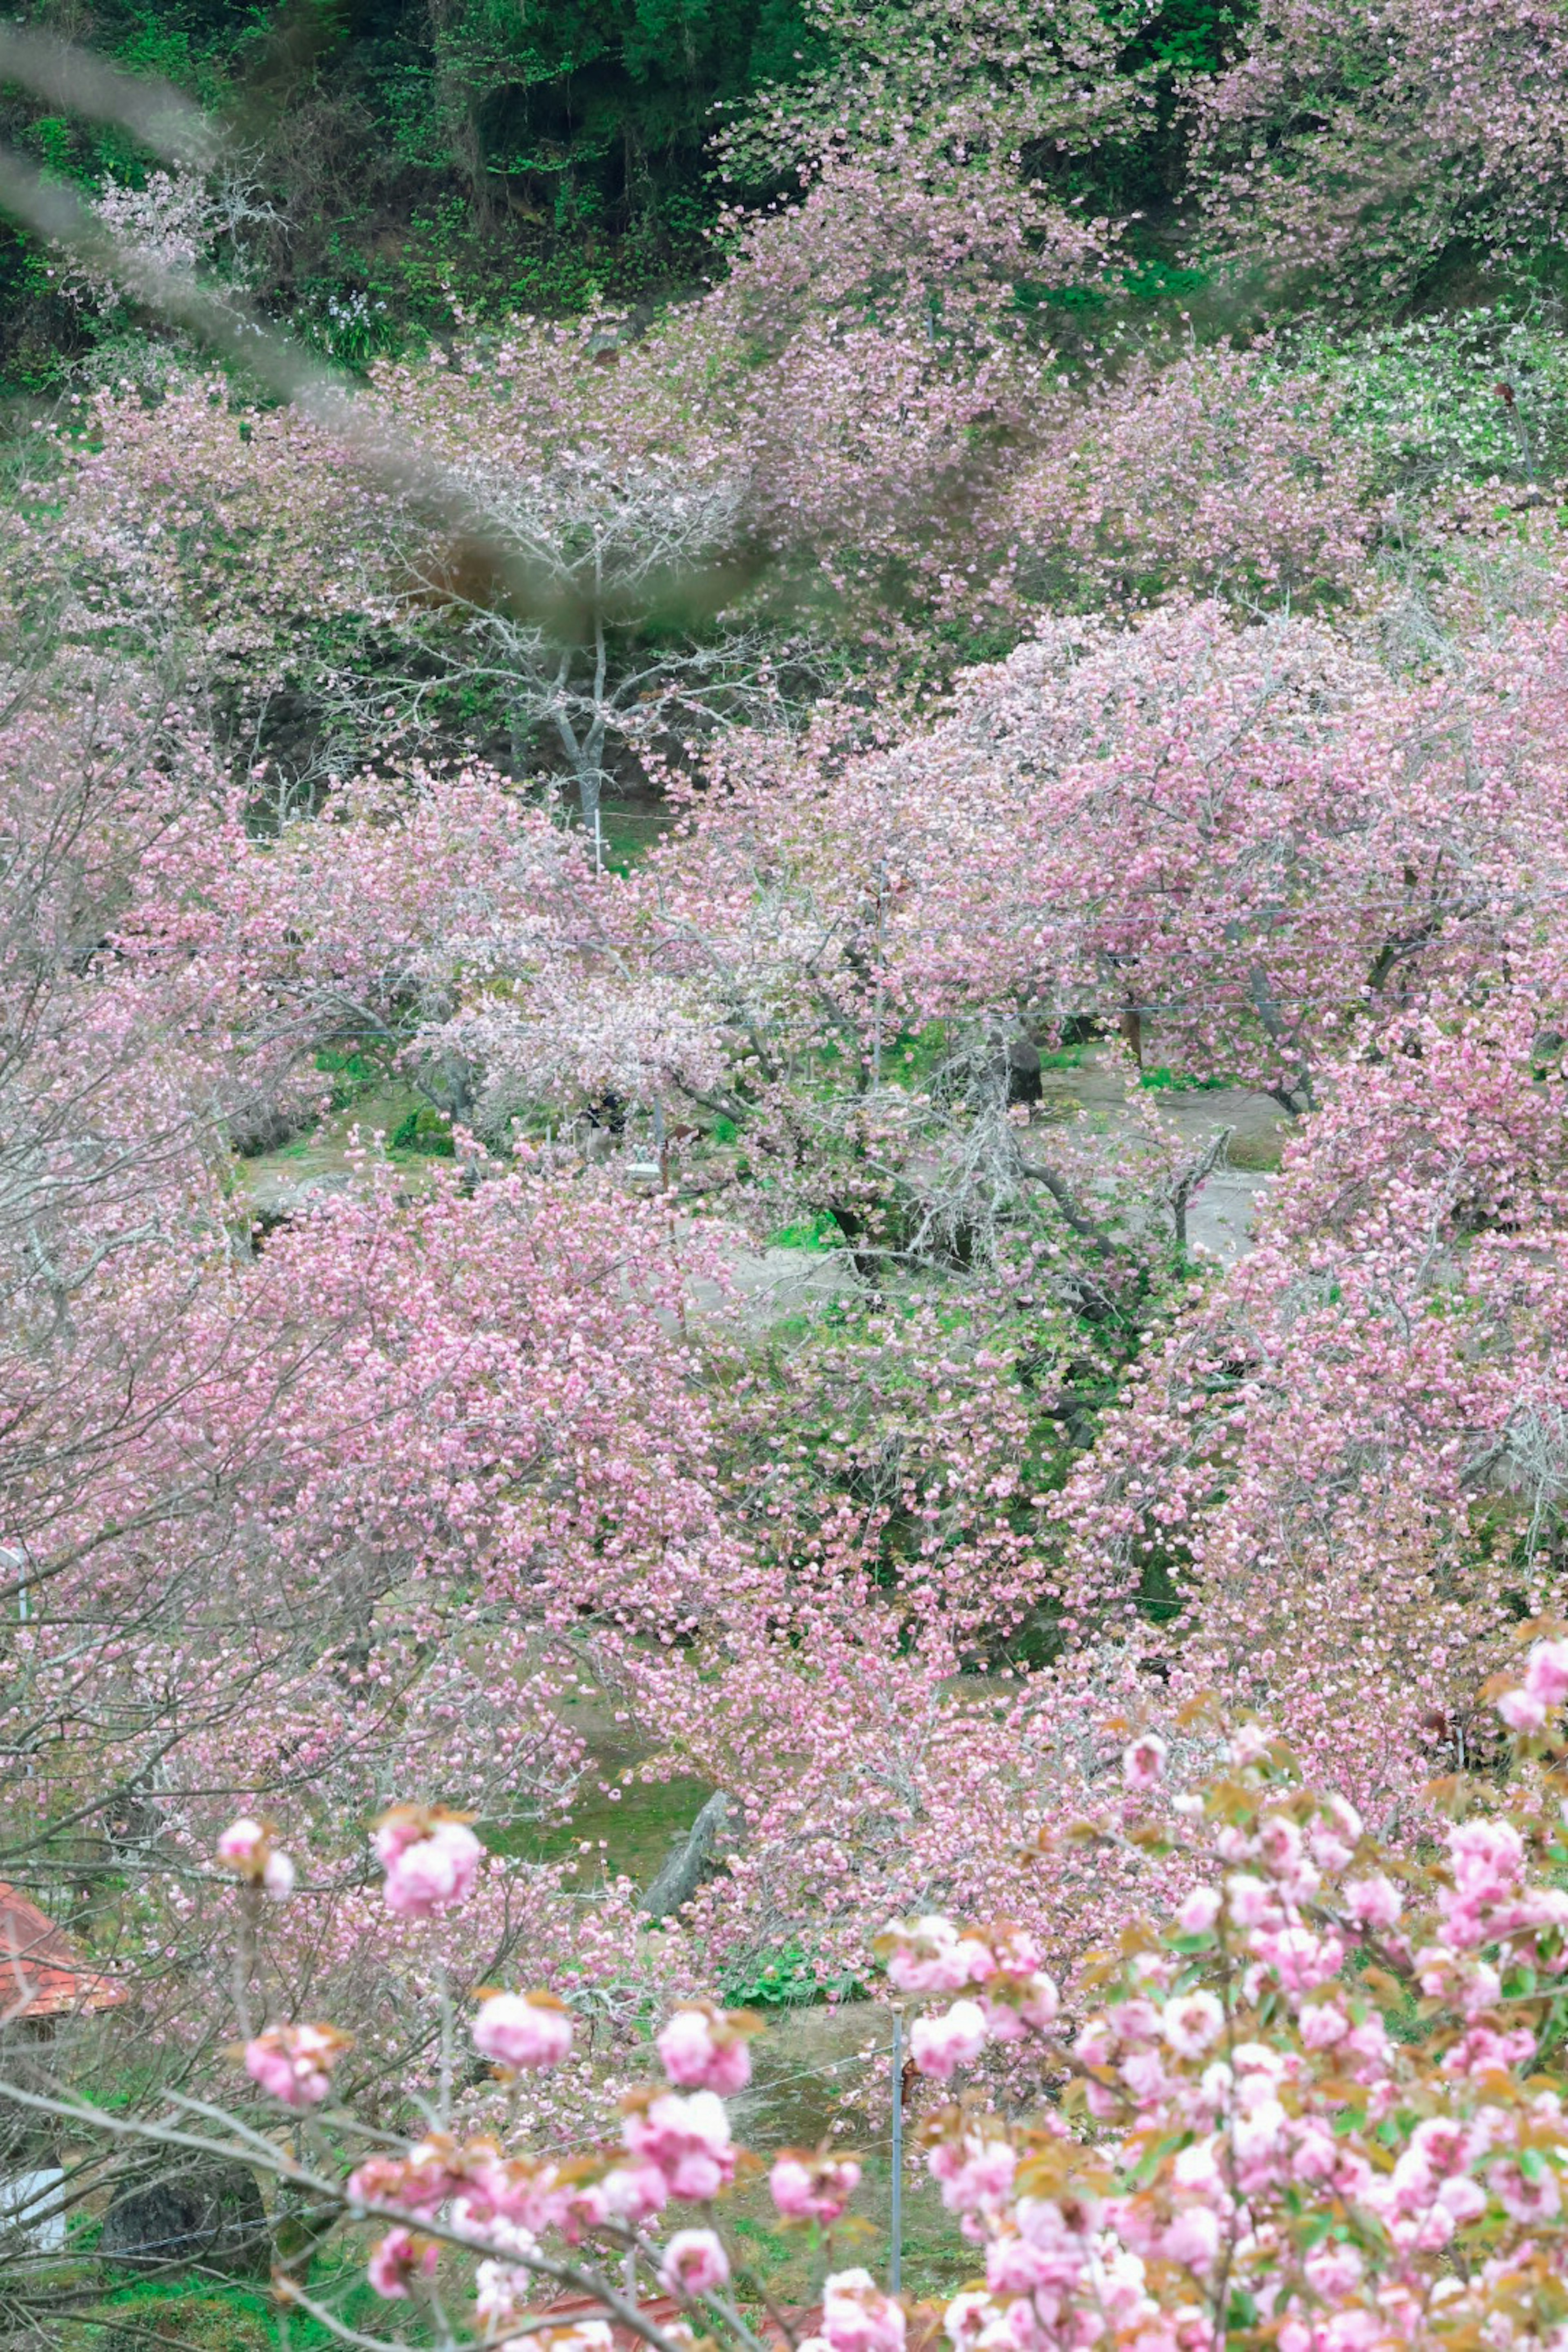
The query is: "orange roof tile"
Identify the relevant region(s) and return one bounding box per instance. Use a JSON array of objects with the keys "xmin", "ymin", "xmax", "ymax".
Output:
[{"xmin": 0, "ymin": 1884, "xmax": 126, "ymax": 2020}]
